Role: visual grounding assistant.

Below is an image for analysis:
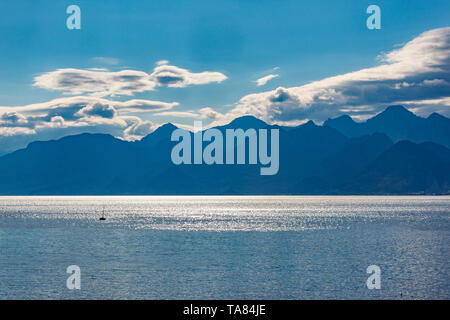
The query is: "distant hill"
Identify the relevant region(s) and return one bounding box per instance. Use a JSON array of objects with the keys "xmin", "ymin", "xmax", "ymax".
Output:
[
  {"xmin": 337, "ymin": 141, "xmax": 450, "ymax": 194},
  {"xmin": 0, "ymin": 133, "xmax": 133, "ymax": 194},
  {"xmin": 0, "ymin": 106, "xmax": 449, "ymax": 195},
  {"xmin": 324, "ymin": 105, "xmax": 450, "ymax": 148}
]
